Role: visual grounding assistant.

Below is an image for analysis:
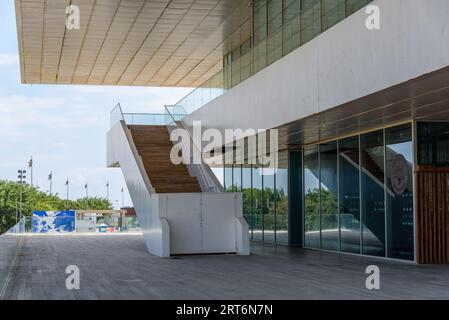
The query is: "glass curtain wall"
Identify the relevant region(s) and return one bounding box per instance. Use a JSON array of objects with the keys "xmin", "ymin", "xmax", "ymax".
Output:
[
  {"xmin": 252, "ymin": 166, "xmax": 264, "ymax": 241},
  {"xmin": 320, "ymin": 141, "xmax": 339, "ymax": 251},
  {"xmin": 276, "ymin": 155, "xmax": 289, "ymax": 244},
  {"xmin": 175, "ymin": 0, "xmax": 374, "ymax": 116},
  {"xmin": 300, "ymin": 0, "xmax": 321, "ymax": 44},
  {"xmin": 304, "ymin": 145, "xmax": 320, "ymax": 248},
  {"xmin": 224, "ymin": 167, "xmax": 233, "ymax": 191},
  {"xmin": 346, "ymin": 0, "xmax": 372, "ymax": 15},
  {"xmin": 223, "ymin": 124, "xmax": 414, "ymax": 260},
  {"xmin": 267, "ymin": 0, "xmax": 283, "ymax": 64},
  {"xmin": 233, "ymin": 165, "xmax": 242, "ymax": 191},
  {"xmin": 242, "ymin": 165, "xmax": 253, "ymax": 239},
  {"xmin": 254, "ymin": 0, "xmax": 268, "ymax": 45},
  {"xmin": 302, "ymin": 123, "xmax": 415, "ymax": 261},
  {"xmin": 223, "ymin": 151, "xmax": 290, "ymax": 244},
  {"xmin": 360, "ymin": 130, "xmax": 385, "ymax": 257},
  {"xmin": 263, "ymin": 168, "xmax": 276, "ymax": 242},
  {"xmin": 322, "ymin": 0, "xmax": 346, "ymax": 31},
  {"xmin": 385, "ymin": 124, "xmax": 414, "ymax": 260},
  {"xmin": 283, "ymin": 0, "xmax": 301, "ymax": 55},
  {"xmin": 338, "ymin": 136, "xmax": 361, "ymax": 254}
]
